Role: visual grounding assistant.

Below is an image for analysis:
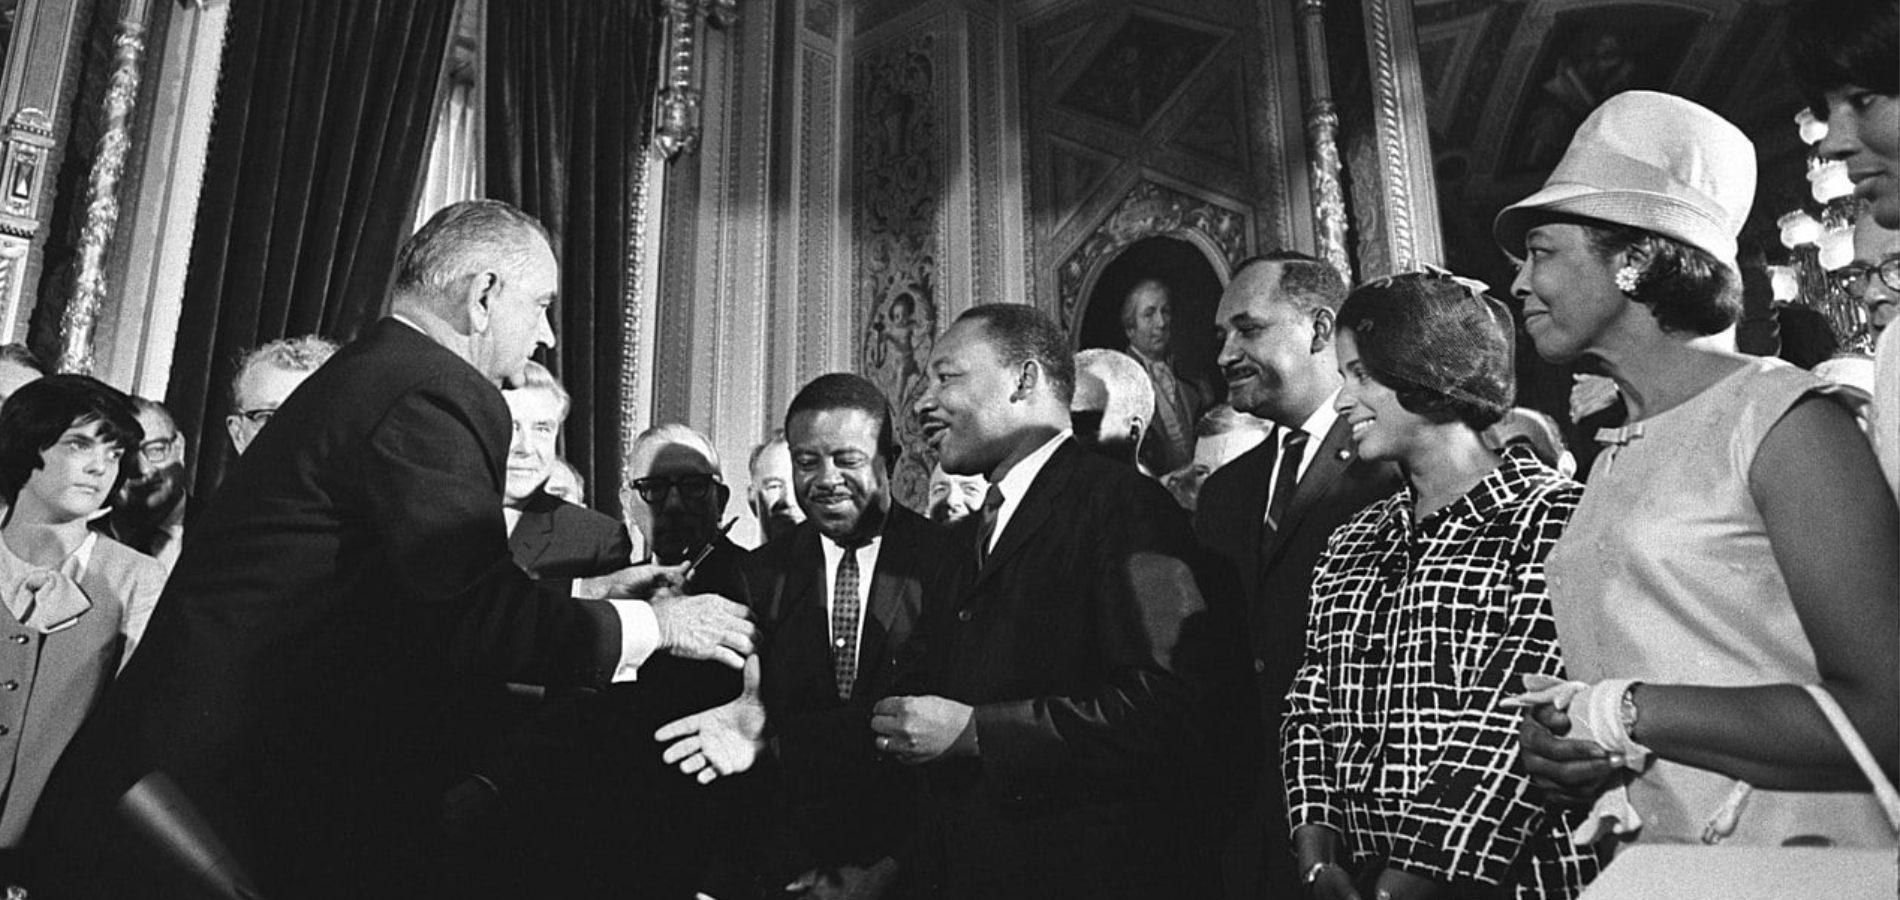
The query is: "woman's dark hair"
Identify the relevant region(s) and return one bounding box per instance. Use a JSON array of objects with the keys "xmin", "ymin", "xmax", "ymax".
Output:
[
  {"xmin": 1786, "ymin": 0, "xmax": 1898, "ymax": 111},
  {"xmin": 1336, "ymin": 272, "xmax": 1515, "ymax": 431},
  {"xmin": 0, "ymin": 374, "xmax": 144, "ymax": 506},
  {"xmin": 1581, "ymin": 222, "xmax": 1739, "ymax": 336}
]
